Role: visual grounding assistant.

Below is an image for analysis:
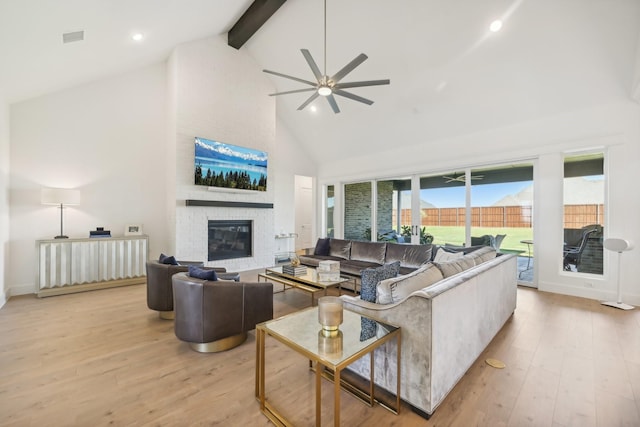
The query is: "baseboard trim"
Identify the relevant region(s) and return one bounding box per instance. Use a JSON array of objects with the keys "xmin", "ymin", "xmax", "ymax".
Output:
[
  {"xmin": 539, "ymin": 281, "xmax": 640, "ymax": 306},
  {"xmin": 9, "ymin": 283, "xmax": 36, "ymax": 296},
  {"xmin": 37, "ymin": 278, "xmax": 146, "ymax": 297}
]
